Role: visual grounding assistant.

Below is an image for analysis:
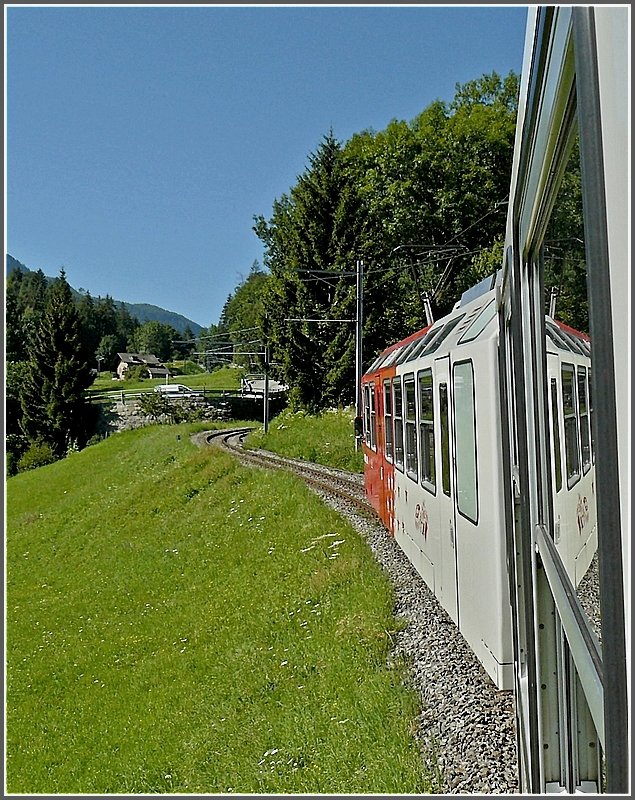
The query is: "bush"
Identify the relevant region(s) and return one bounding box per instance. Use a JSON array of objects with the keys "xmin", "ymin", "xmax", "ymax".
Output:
[
  {"xmin": 5, "ymin": 433, "xmax": 28, "ymax": 477},
  {"xmin": 124, "ymin": 365, "xmax": 148, "ymax": 382},
  {"xmin": 137, "ymin": 392, "xmax": 171, "ymax": 421},
  {"xmin": 17, "ymin": 440, "xmax": 57, "ymax": 472}
]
